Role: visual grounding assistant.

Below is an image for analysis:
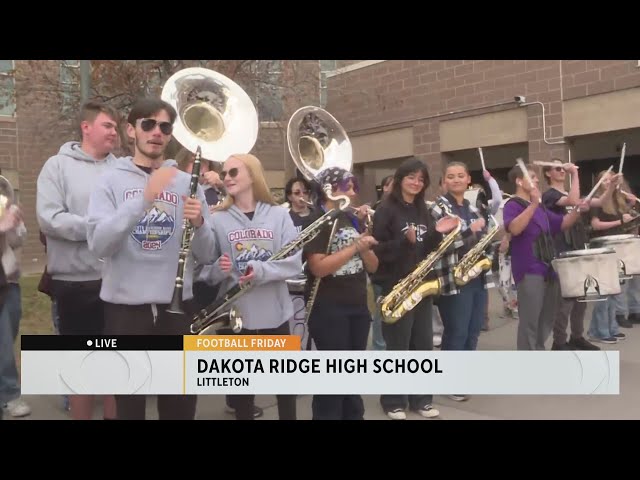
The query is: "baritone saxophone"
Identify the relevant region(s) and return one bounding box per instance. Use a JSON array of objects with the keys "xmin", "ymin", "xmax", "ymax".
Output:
[{"xmin": 378, "ymin": 208, "xmax": 461, "ymax": 324}]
